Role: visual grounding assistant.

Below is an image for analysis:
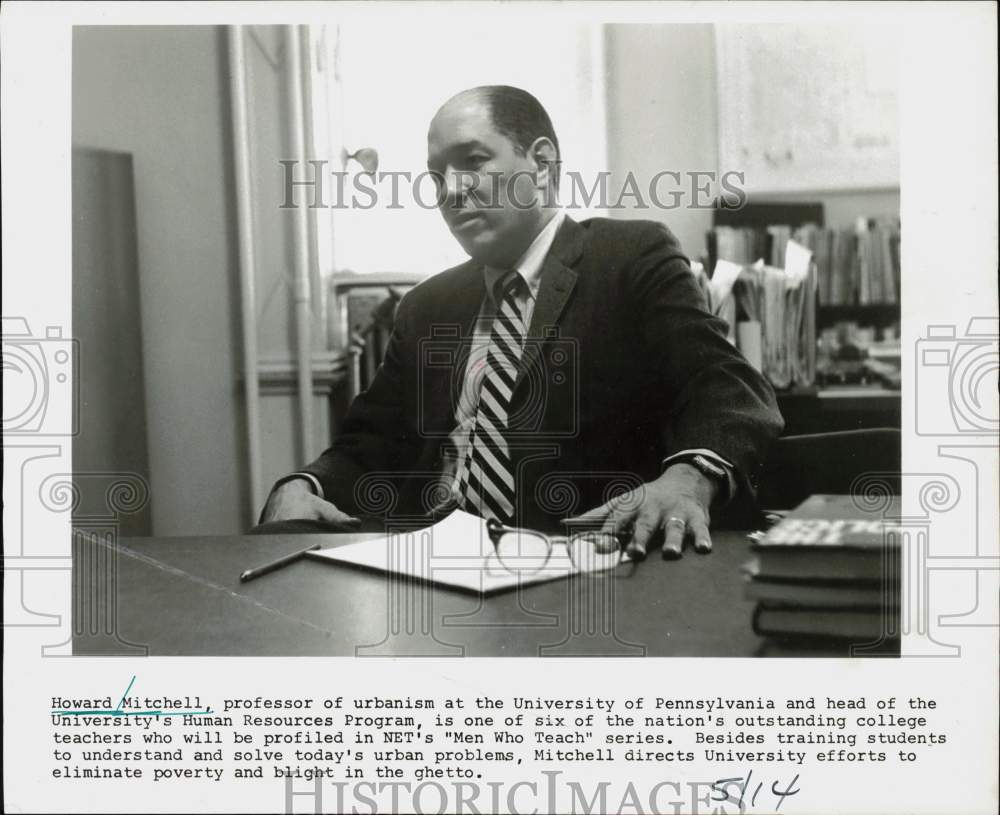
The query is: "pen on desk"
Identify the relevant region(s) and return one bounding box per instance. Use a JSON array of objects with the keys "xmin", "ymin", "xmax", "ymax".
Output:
[{"xmin": 240, "ymin": 543, "xmax": 321, "ymax": 583}]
